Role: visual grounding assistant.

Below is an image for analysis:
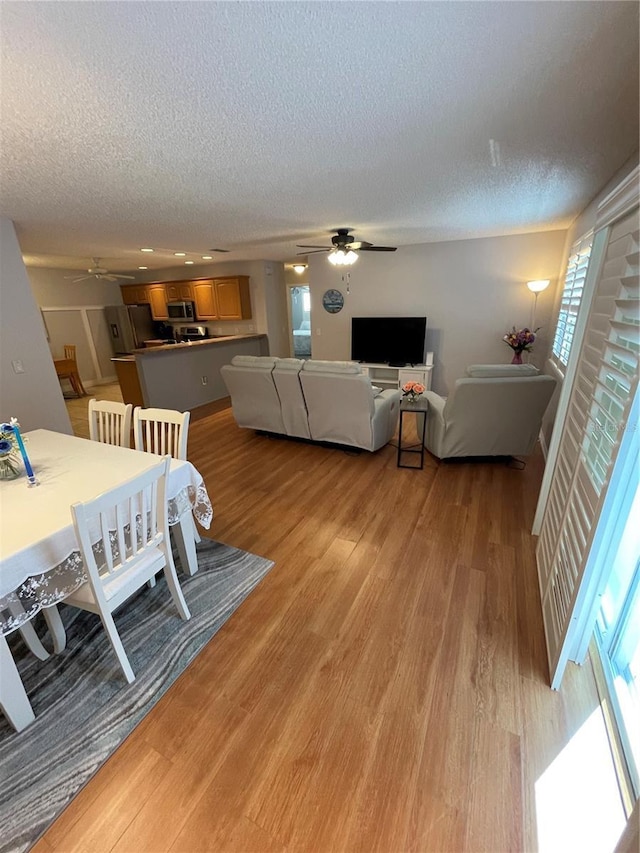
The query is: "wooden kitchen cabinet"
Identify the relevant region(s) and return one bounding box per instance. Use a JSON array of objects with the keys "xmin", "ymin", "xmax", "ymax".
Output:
[
  {"xmin": 121, "ymin": 285, "xmax": 149, "ymax": 305},
  {"xmin": 165, "ymin": 282, "xmax": 194, "ymax": 301},
  {"xmin": 192, "ymin": 280, "xmax": 218, "ymax": 320},
  {"xmin": 147, "ymin": 284, "xmax": 169, "ymax": 320},
  {"xmin": 121, "ymin": 276, "xmax": 251, "ymax": 322},
  {"xmin": 214, "ymin": 277, "xmax": 252, "ymax": 320}
]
